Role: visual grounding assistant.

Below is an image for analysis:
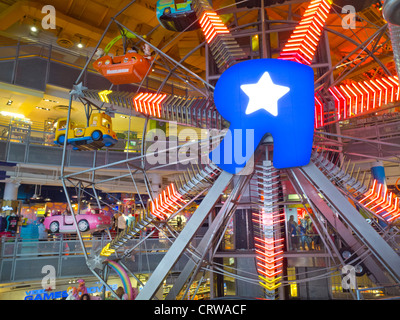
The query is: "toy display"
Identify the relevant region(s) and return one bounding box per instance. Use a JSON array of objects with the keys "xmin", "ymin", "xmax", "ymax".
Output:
[
  {"xmin": 106, "ymin": 260, "xmax": 134, "ymax": 300},
  {"xmin": 54, "ymin": 112, "xmax": 118, "ymax": 150},
  {"xmin": 93, "ymin": 52, "xmax": 152, "ymax": 85},
  {"xmin": 76, "ymin": 279, "xmax": 88, "ymax": 297},
  {"xmin": 43, "ymin": 210, "xmax": 112, "ymax": 234},
  {"xmin": 66, "ymin": 287, "xmax": 79, "ymax": 300},
  {"xmin": 156, "ymin": 0, "xmax": 233, "ymax": 32},
  {"xmin": 93, "ymin": 29, "xmax": 153, "ymax": 85},
  {"xmin": 156, "ymin": 0, "xmax": 199, "ymax": 32}
]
